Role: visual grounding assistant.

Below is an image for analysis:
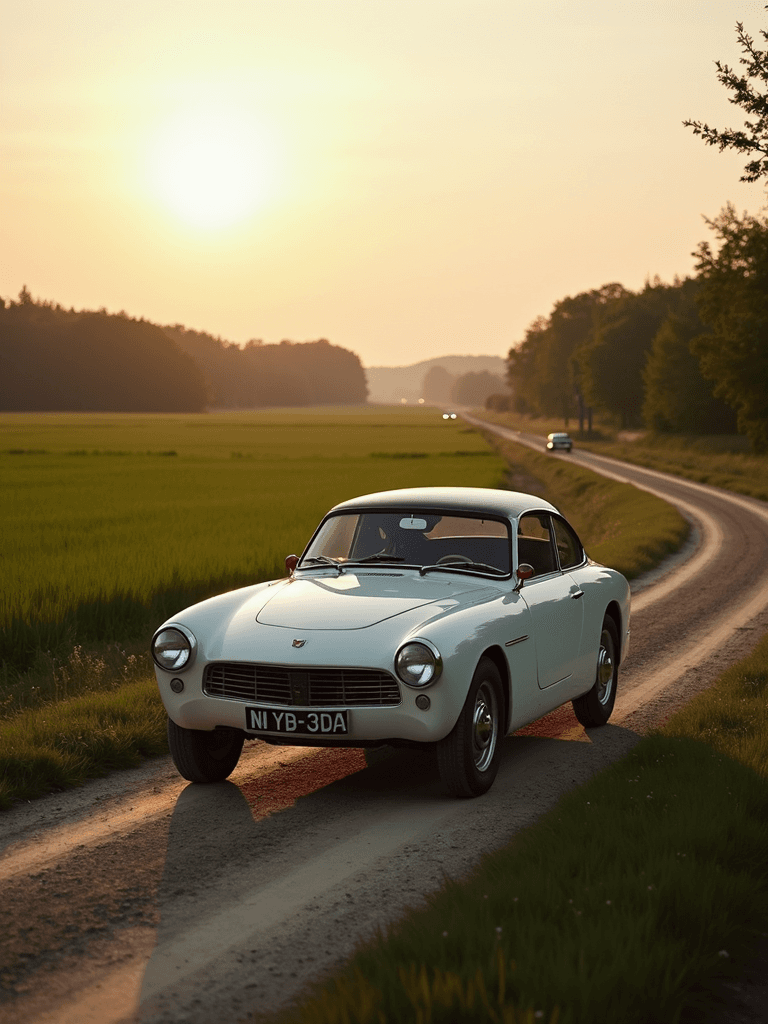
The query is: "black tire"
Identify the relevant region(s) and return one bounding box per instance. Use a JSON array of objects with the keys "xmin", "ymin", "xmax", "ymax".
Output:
[
  {"xmin": 572, "ymin": 615, "xmax": 619, "ymax": 727},
  {"xmin": 436, "ymin": 657, "xmax": 504, "ymax": 798},
  {"xmin": 167, "ymin": 717, "xmax": 245, "ymax": 782}
]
